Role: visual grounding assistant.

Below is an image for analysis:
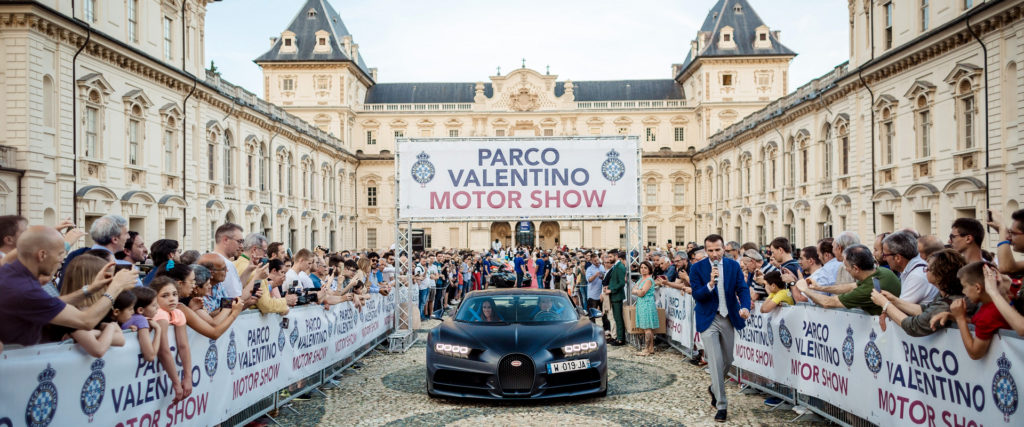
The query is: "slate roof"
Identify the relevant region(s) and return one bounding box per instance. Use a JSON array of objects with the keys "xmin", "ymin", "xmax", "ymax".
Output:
[
  {"xmin": 254, "ymin": 0, "xmax": 372, "ymax": 80},
  {"xmin": 364, "ymin": 79, "xmax": 683, "ymax": 104},
  {"xmin": 676, "ymin": 0, "xmax": 795, "ymax": 79}
]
